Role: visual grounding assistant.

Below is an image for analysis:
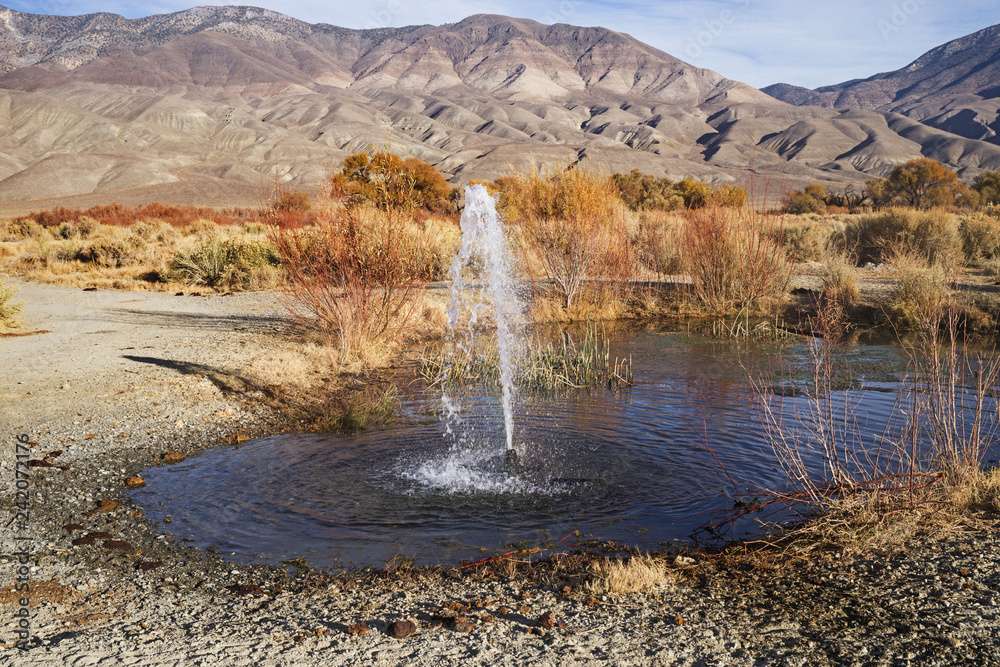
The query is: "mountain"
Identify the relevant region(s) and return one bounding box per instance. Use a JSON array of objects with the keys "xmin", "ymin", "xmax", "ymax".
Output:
[
  {"xmin": 764, "ymin": 24, "xmax": 1000, "ymax": 146},
  {"xmin": 0, "ymin": 5, "xmax": 999, "ymax": 210}
]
